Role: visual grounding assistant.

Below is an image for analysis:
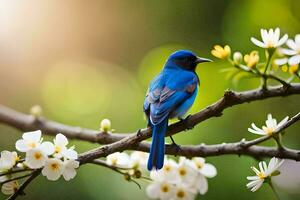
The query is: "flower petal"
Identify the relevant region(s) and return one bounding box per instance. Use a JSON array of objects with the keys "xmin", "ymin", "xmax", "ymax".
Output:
[
  {"xmin": 247, "ymin": 176, "xmax": 259, "ymax": 181},
  {"xmin": 199, "ymin": 163, "xmax": 217, "ymax": 178},
  {"xmin": 251, "ymin": 180, "xmax": 263, "ymax": 192},
  {"xmin": 277, "ymin": 34, "xmax": 288, "ymax": 47},
  {"xmin": 63, "ymin": 149, "xmax": 78, "ymax": 160},
  {"xmin": 54, "ymin": 133, "xmax": 69, "ymax": 147},
  {"xmin": 22, "ymin": 130, "xmax": 42, "ymax": 142},
  {"xmin": 40, "ymin": 142, "xmax": 55, "ymax": 155},
  {"xmin": 198, "ymin": 175, "xmax": 208, "ymax": 195},
  {"xmin": 280, "ymin": 48, "xmax": 297, "ymax": 56},
  {"xmin": 146, "ymin": 183, "xmax": 160, "ymax": 199},
  {"xmin": 288, "ymin": 55, "xmax": 300, "ymax": 65},
  {"xmin": 287, "ymin": 39, "xmax": 297, "ymax": 50},
  {"xmin": 251, "ymin": 37, "xmax": 266, "ymax": 48},
  {"xmin": 274, "ymin": 58, "xmax": 288, "ymax": 66}
]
